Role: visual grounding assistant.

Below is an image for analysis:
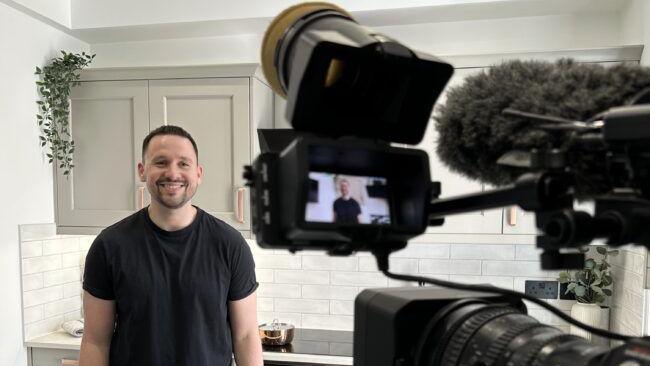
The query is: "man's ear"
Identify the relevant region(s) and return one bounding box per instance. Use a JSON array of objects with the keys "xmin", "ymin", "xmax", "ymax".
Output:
[
  {"xmin": 137, "ymin": 162, "xmax": 146, "ymax": 182},
  {"xmin": 197, "ymin": 164, "xmax": 204, "ymax": 185}
]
